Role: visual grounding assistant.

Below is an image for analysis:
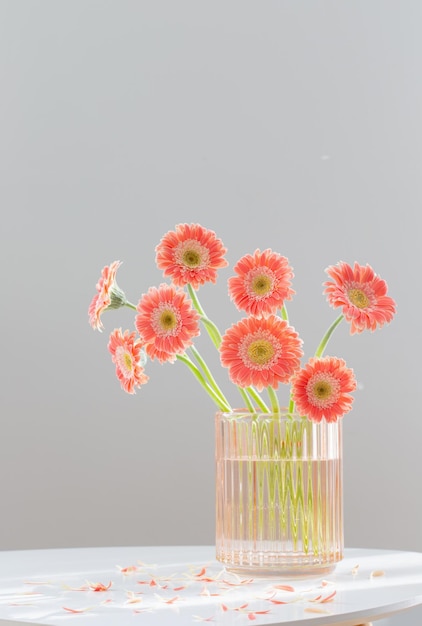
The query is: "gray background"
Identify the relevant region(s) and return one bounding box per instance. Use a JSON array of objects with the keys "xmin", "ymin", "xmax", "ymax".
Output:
[{"xmin": 1, "ymin": 1, "xmax": 421, "ymax": 624}]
